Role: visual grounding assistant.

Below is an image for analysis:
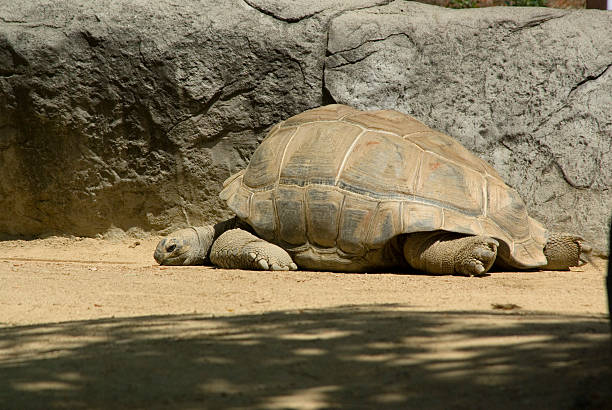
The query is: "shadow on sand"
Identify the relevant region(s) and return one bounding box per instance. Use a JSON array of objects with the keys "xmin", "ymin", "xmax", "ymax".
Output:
[{"xmin": 1, "ymin": 305, "xmax": 610, "ymax": 409}]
